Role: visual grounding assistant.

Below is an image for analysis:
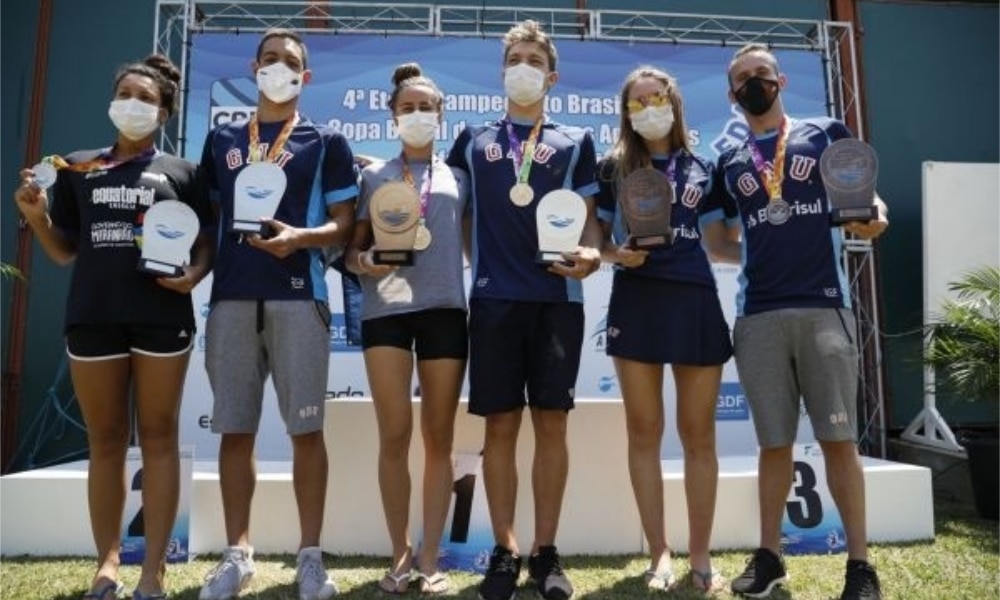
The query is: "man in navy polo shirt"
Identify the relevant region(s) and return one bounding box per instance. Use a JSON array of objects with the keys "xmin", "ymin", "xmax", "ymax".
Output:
[
  {"xmin": 197, "ymin": 28, "xmax": 357, "ymax": 600},
  {"xmin": 708, "ymin": 43, "xmax": 888, "ymax": 600},
  {"xmin": 446, "ymin": 19, "xmax": 602, "ymax": 600}
]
